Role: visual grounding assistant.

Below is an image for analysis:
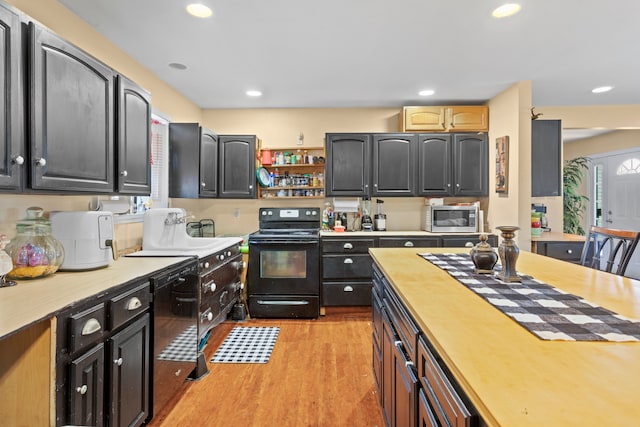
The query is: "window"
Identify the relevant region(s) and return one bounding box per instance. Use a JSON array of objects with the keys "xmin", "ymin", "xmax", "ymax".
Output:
[{"xmin": 616, "ymin": 158, "xmax": 640, "ymax": 175}]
